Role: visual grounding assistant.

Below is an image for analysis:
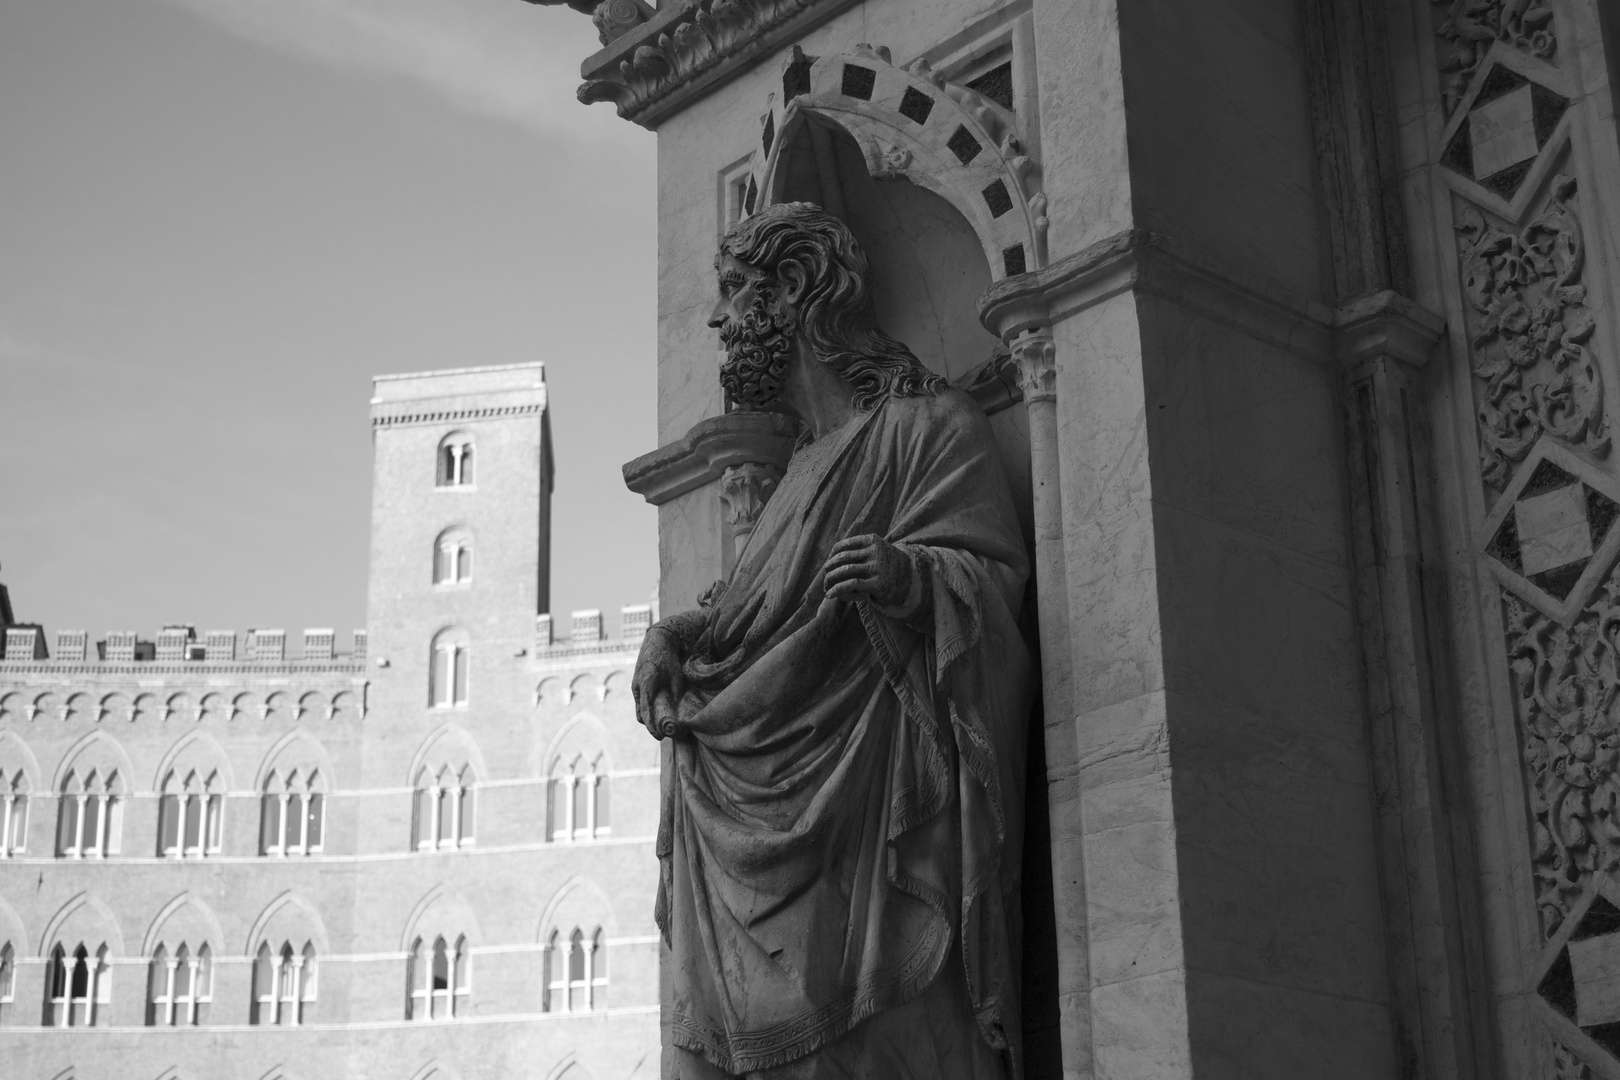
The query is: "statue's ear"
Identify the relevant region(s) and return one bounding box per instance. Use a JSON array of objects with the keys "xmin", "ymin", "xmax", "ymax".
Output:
[{"xmin": 775, "ymin": 259, "xmax": 811, "ymax": 308}]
